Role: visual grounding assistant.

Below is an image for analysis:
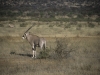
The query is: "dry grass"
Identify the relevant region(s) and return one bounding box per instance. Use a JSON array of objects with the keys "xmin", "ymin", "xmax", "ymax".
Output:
[
  {"xmin": 0, "ymin": 36, "xmax": 100, "ymax": 75},
  {"xmin": 0, "ymin": 20, "xmax": 100, "ymax": 37}
]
